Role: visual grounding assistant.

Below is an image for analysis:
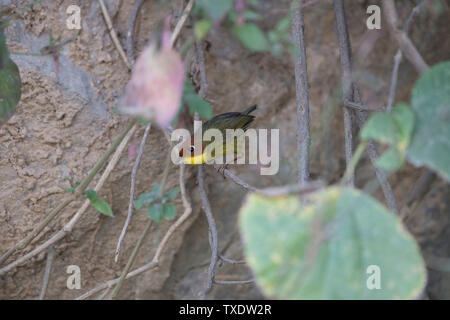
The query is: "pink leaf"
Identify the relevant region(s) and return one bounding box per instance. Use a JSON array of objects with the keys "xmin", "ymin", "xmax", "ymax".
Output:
[{"xmin": 121, "ymin": 26, "xmax": 184, "ymax": 128}]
